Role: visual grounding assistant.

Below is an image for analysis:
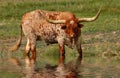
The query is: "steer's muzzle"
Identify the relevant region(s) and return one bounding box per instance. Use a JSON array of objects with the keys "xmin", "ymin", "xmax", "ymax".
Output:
[{"xmin": 69, "ymin": 33, "xmax": 75, "ymax": 38}]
